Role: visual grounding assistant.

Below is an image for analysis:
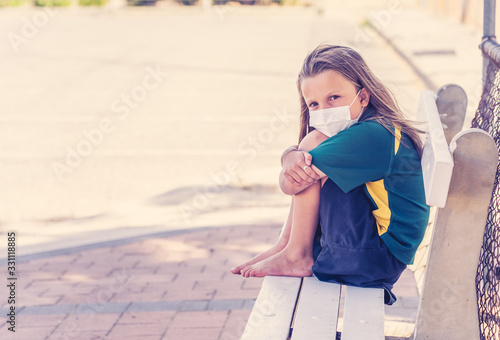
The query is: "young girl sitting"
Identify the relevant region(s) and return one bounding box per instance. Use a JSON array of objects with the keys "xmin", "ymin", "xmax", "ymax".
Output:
[{"xmin": 231, "ymin": 44, "xmax": 430, "ymax": 304}]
